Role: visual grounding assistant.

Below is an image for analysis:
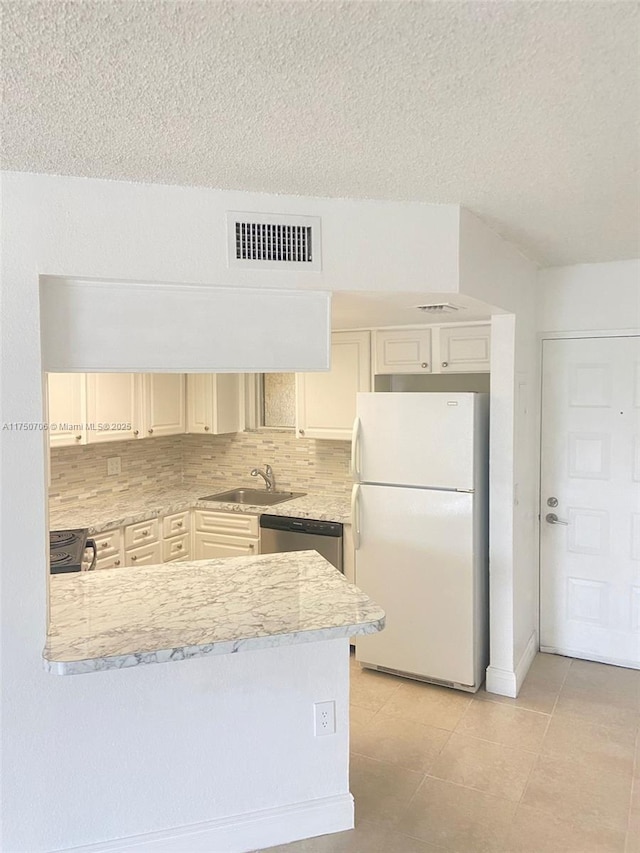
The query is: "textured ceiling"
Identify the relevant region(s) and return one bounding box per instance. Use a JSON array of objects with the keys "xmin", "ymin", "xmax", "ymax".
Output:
[{"xmin": 2, "ymin": 0, "xmax": 639, "ymax": 266}]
